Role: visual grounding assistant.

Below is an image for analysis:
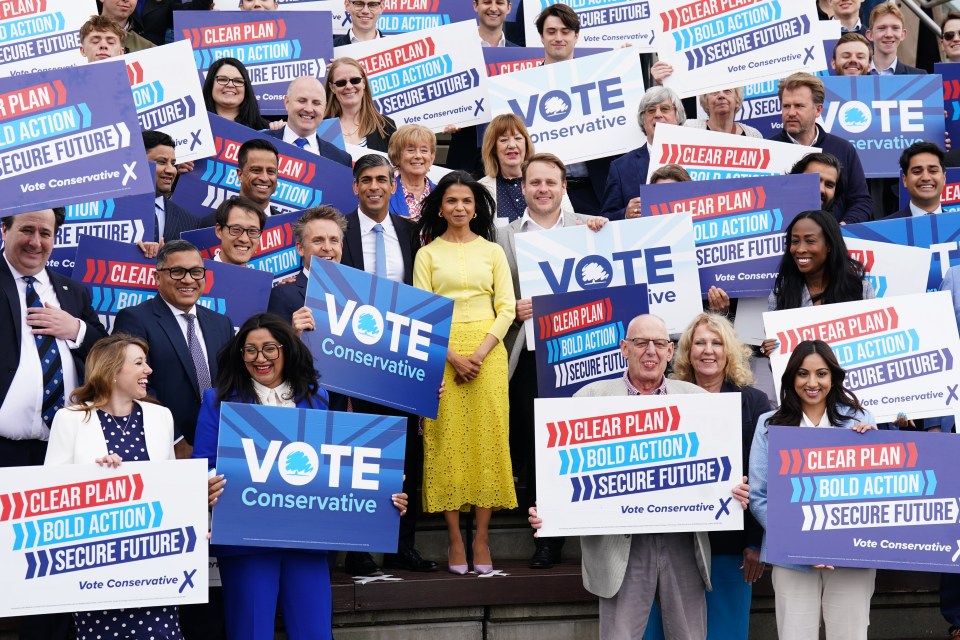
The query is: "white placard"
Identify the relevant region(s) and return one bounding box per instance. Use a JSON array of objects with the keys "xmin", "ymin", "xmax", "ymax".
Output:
[
  {"xmin": 535, "ymin": 393, "xmax": 744, "ymax": 536},
  {"xmin": 0, "ymin": 460, "xmax": 209, "ymax": 617},
  {"xmin": 0, "ymin": 0, "xmax": 98, "ymax": 78},
  {"xmin": 844, "ymin": 238, "xmax": 932, "ymax": 299},
  {"xmin": 523, "ymin": 0, "xmax": 658, "ymax": 51}
]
